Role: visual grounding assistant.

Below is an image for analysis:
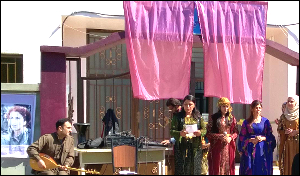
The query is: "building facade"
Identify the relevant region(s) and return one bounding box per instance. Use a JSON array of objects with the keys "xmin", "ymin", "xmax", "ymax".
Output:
[{"xmin": 1, "ymin": 1, "xmax": 299, "ymax": 174}]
